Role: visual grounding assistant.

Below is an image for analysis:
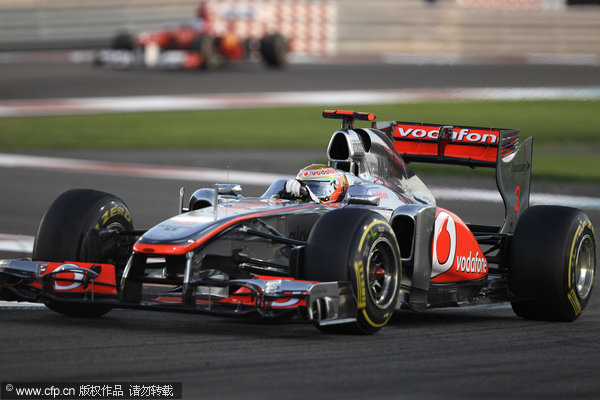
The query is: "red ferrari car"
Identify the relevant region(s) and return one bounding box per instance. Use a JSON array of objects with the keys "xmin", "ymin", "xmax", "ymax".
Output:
[{"xmin": 95, "ymin": 7, "xmax": 287, "ymax": 70}]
